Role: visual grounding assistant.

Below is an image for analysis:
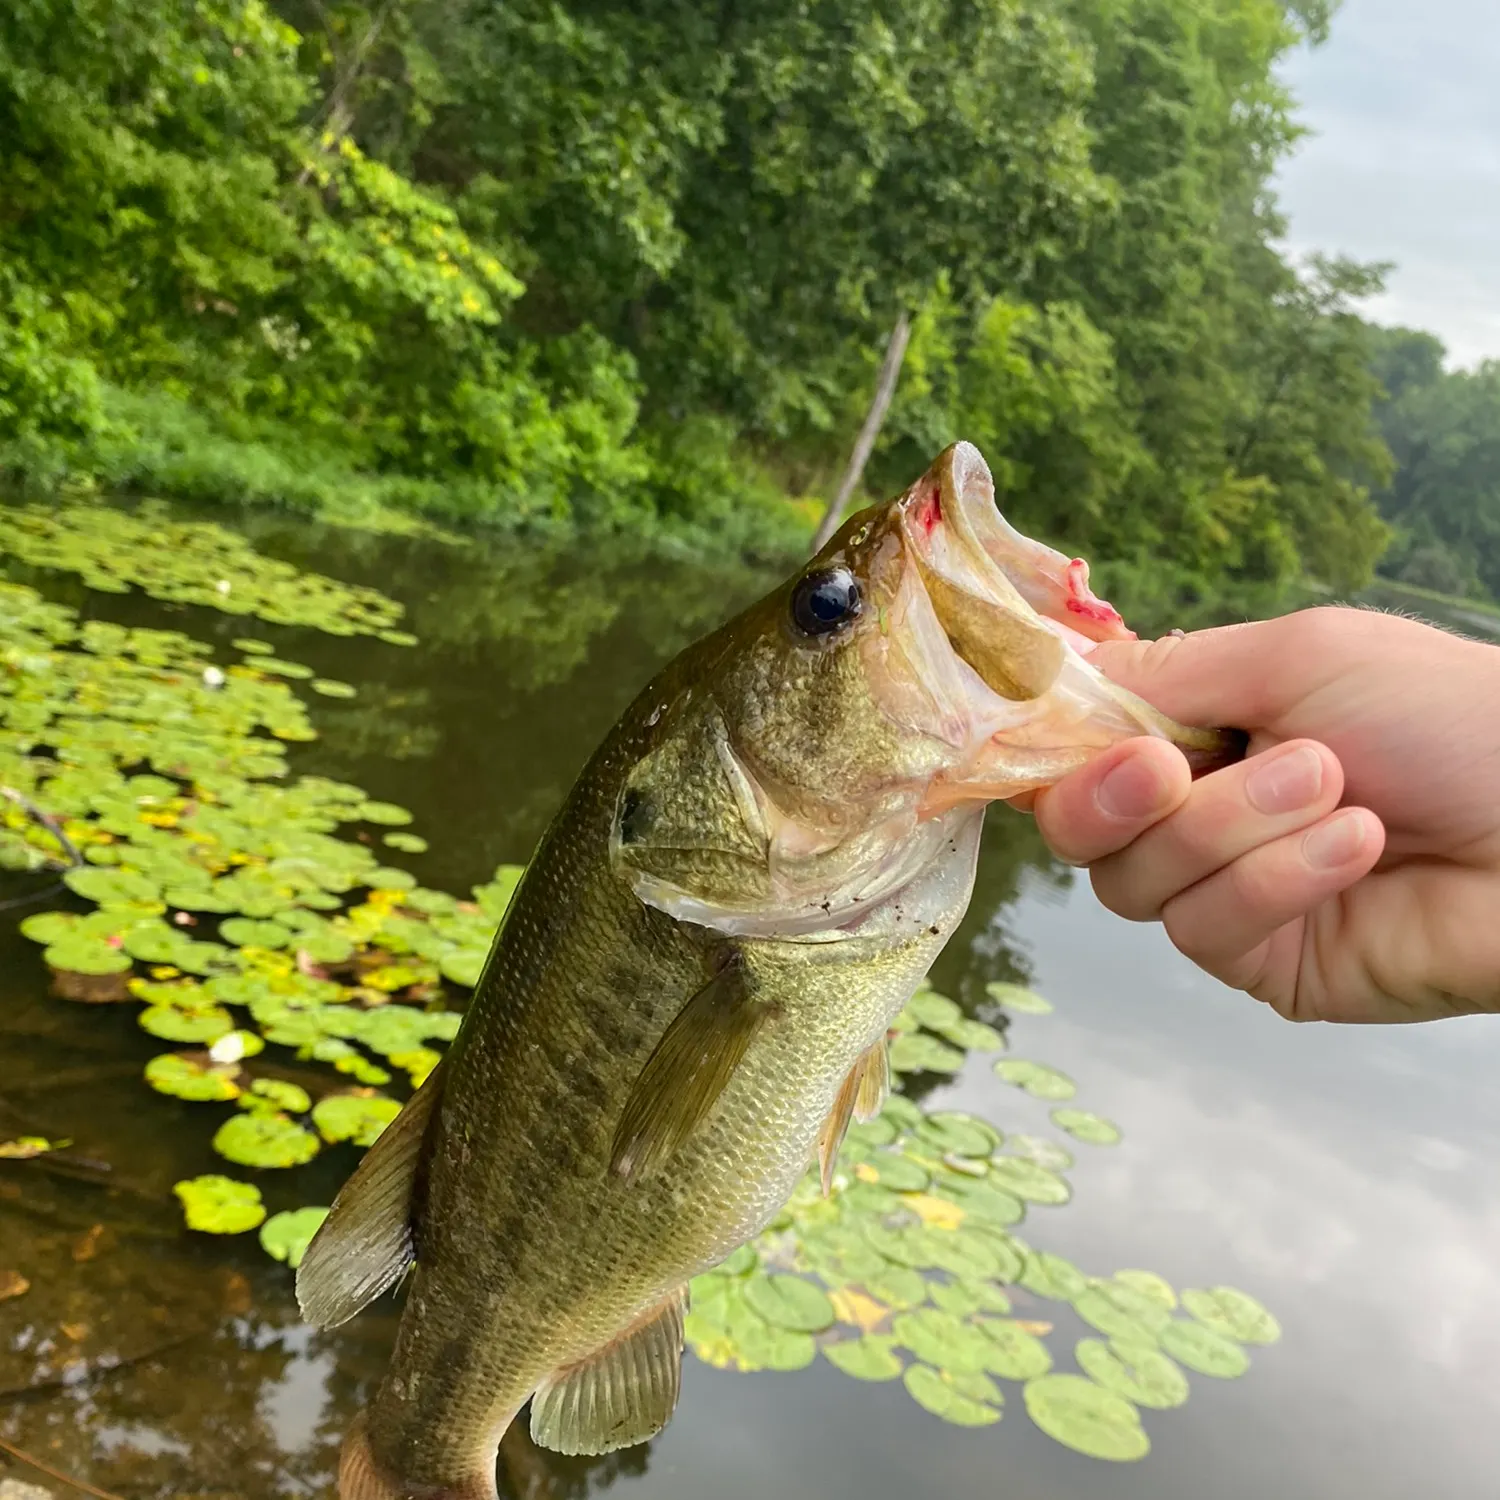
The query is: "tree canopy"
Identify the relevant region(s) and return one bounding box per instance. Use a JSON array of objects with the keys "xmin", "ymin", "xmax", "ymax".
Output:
[{"xmin": 0, "ymin": 0, "xmax": 1422, "ymax": 600}]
